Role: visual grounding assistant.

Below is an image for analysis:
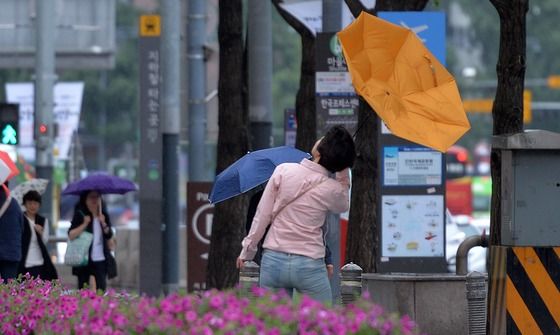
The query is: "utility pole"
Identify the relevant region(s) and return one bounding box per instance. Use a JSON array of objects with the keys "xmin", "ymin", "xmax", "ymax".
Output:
[
  {"xmin": 248, "ymin": 0, "xmax": 273, "ymax": 150},
  {"xmin": 162, "ymin": 0, "xmax": 181, "ymax": 294},
  {"xmin": 187, "ymin": 0, "xmax": 207, "ymax": 181},
  {"xmin": 322, "ymin": 0, "xmax": 342, "ymax": 304},
  {"xmin": 35, "ymin": 0, "xmax": 56, "ymax": 226}
]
